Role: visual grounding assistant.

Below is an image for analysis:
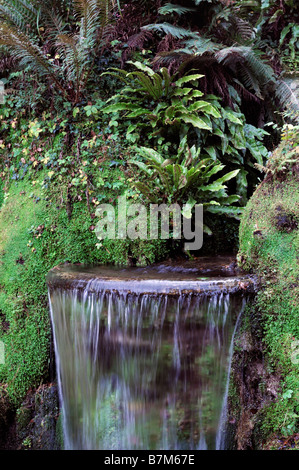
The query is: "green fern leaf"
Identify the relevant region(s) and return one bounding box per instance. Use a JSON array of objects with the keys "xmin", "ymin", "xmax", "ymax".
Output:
[
  {"xmin": 142, "ymin": 22, "xmax": 199, "ymax": 39},
  {"xmin": 158, "ymin": 3, "xmax": 196, "ymax": 16},
  {"xmin": 175, "ymin": 73, "xmax": 204, "ymax": 86}
]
